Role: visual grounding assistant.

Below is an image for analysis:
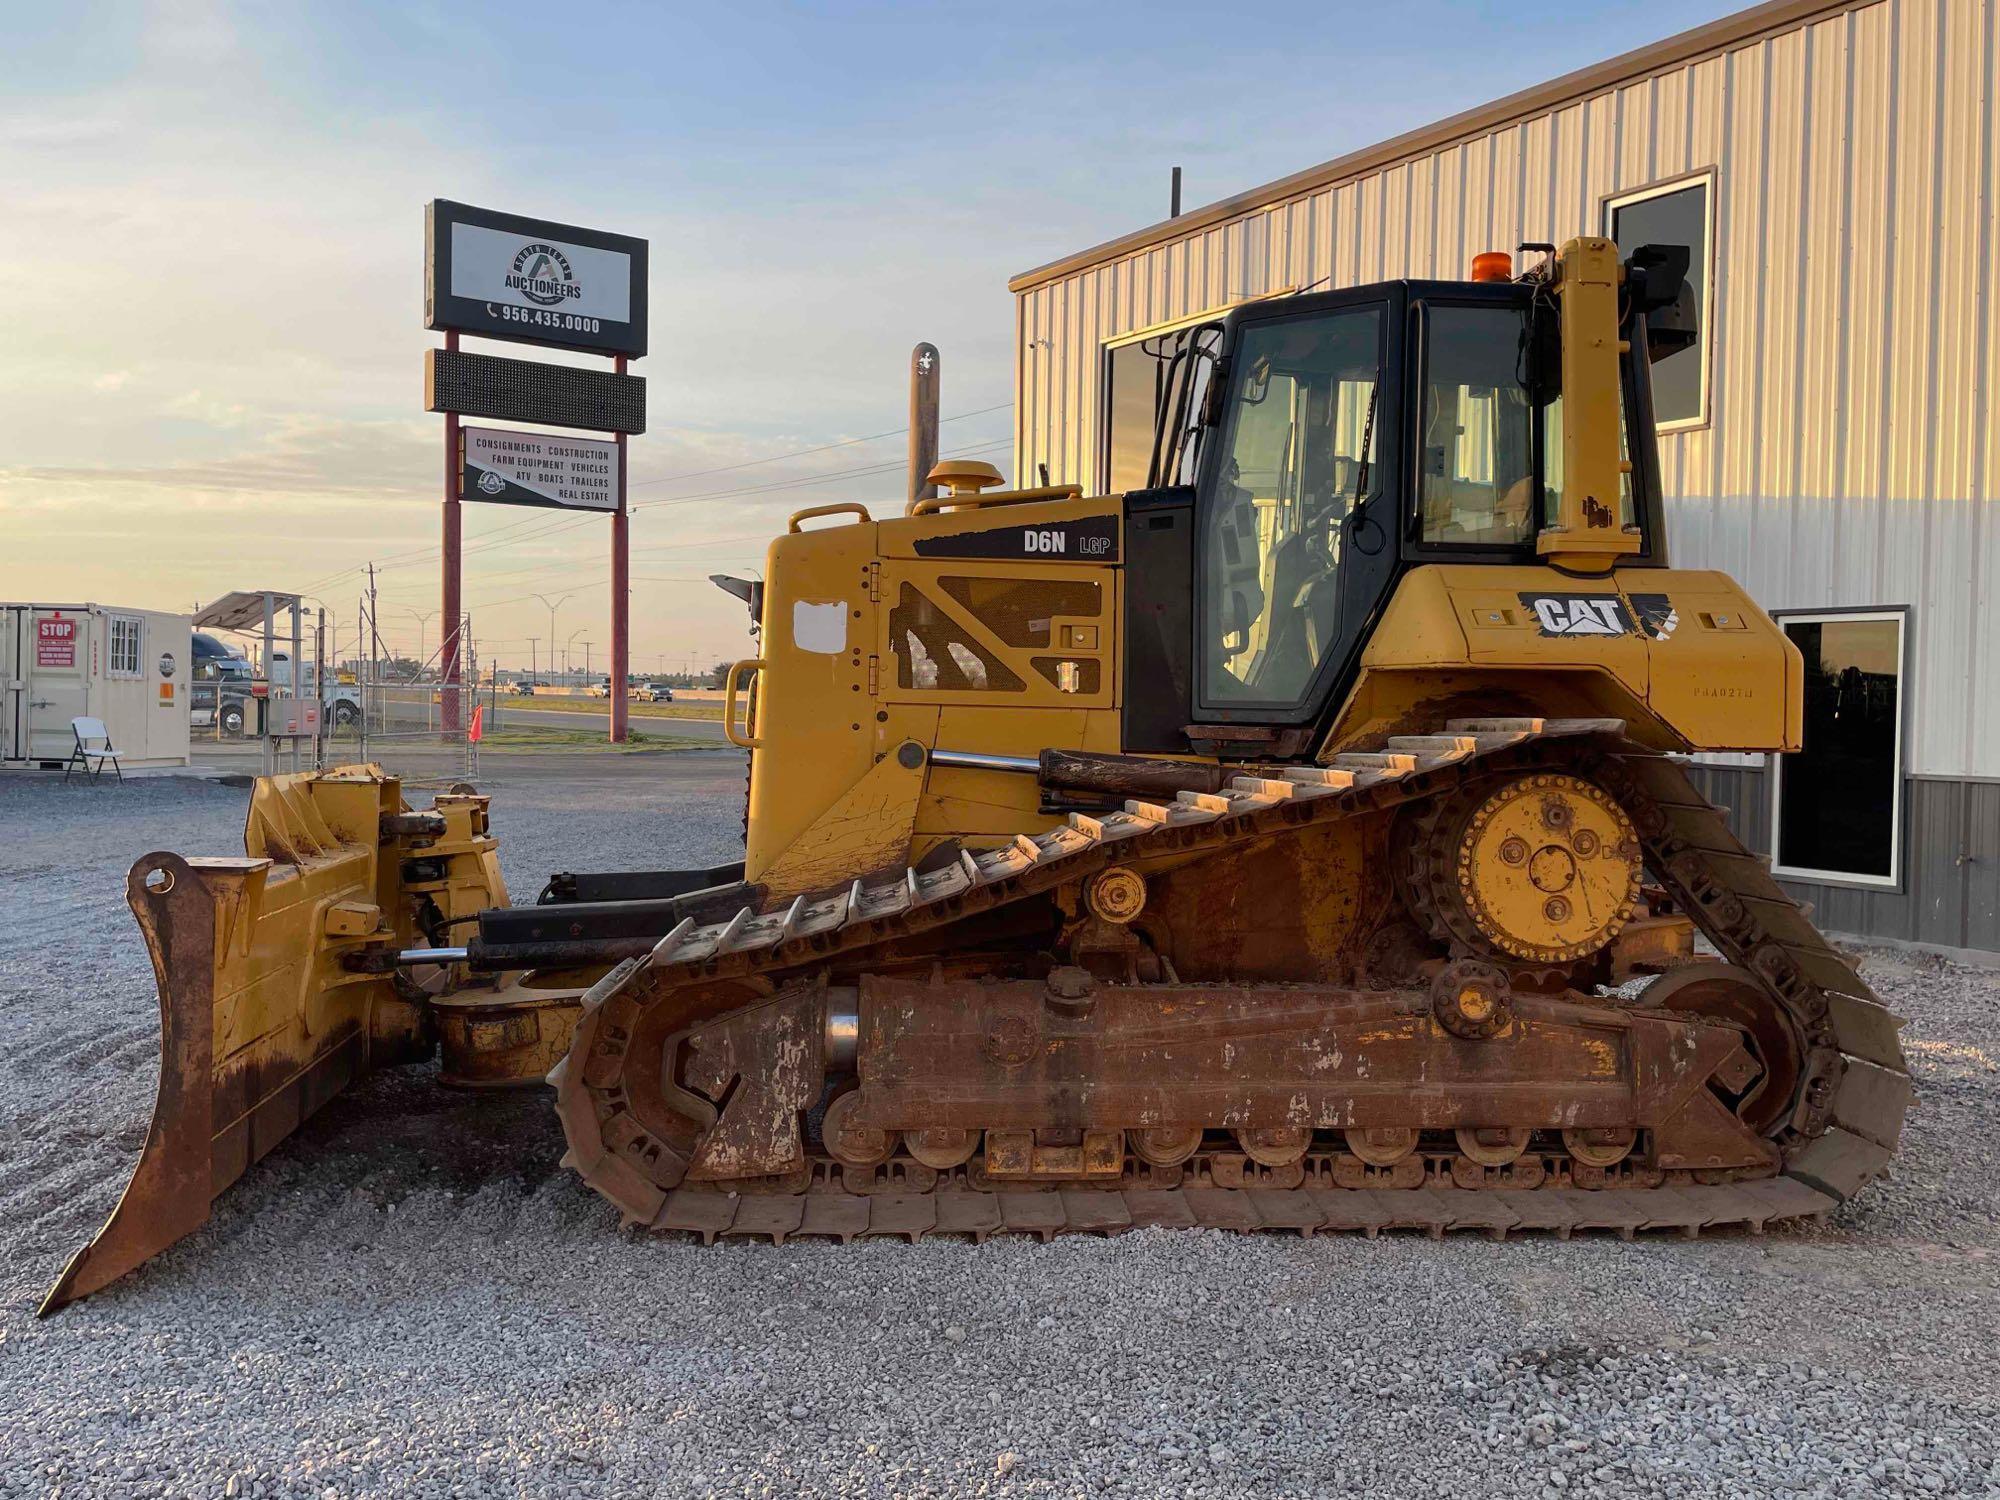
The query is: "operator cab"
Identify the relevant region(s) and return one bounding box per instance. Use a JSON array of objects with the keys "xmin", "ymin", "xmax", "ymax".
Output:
[{"xmin": 1121, "ymin": 244, "xmax": 1692, "ymax": 754}]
